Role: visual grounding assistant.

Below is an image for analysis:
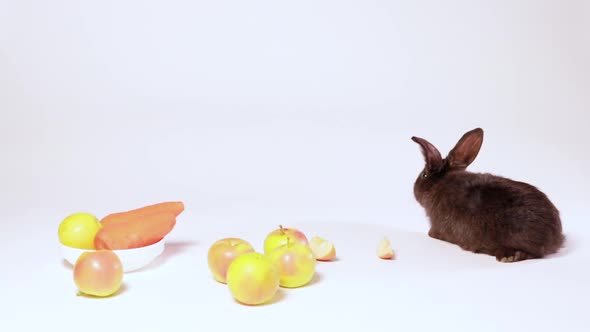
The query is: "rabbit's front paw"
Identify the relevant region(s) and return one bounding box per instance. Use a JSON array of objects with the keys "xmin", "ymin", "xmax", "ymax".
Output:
[{"xmin": 428, "ymin": 229, "xmax": 445, "ymax": 241}]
